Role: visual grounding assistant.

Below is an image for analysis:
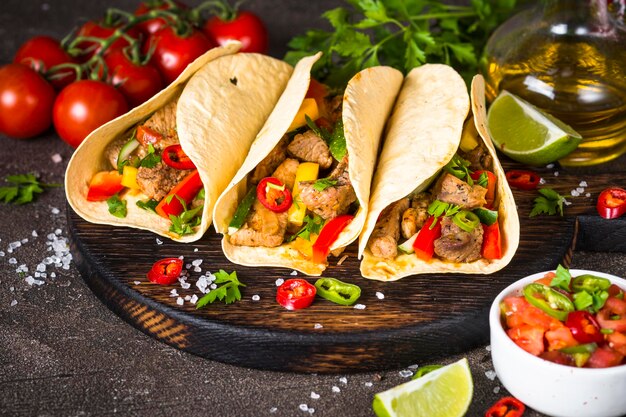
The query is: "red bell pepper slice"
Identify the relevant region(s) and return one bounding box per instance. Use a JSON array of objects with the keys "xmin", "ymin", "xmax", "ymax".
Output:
[
  {"xmin": 470, "ymin": 170, "xmax": 496, "ymax": 208},
  {"xmin": 482, "ymin": 223, "xmax": 502, "ymax": 260},
  {"xmin": 256, "ymin": 177, "xmax": 292, "ymax": 213},
  {"xmin": 147, "ymin": 257, "xmax": 183, "ymax": 285},
  {"xmin": 312, "ymin": 214, "xmax": 354, "ymax": 263},
  {"xmin": 412, "ymin": 216, "xmax": 441, "ymax": 261},
  {"xmin": 276, "ymin": 278, "xmax": 316, "ymax": 310},
  {"xmin": 162, "ymin": 144, "xmax": 196, "ymax": 170},
  {"xmin": 597, "ymin": 187, "xmax": 626, "ymax": 219},
  {"xmin": 565, "ymin": 310, "xmax": 603, "ymax": 344},
  {"xmin": 506, "ymin": 170, "xmax": 540, "ymax": 190},
  {"xmin": 86, "ymin": 170, "xmax": 124, "ymax": 202},
  {"xmin": 305, "ymin": 78, "xmax": 328, "ymax": 109},
  {"xmin": 485, "ymin": 396, "xmax": 525, "ymax": 417},
  {"xmin": 155, "ymin": 169, "xmax": 203, "ymax": 219},
  {"xmin": 136, "ymin": 125, "xmax": 163, "ymax": 146}
]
